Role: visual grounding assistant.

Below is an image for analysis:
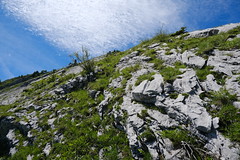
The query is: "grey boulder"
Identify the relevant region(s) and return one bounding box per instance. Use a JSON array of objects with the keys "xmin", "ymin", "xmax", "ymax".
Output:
[{"xmin": 132, "ymin": 74, "xmax": 164, "ymax": 104}]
